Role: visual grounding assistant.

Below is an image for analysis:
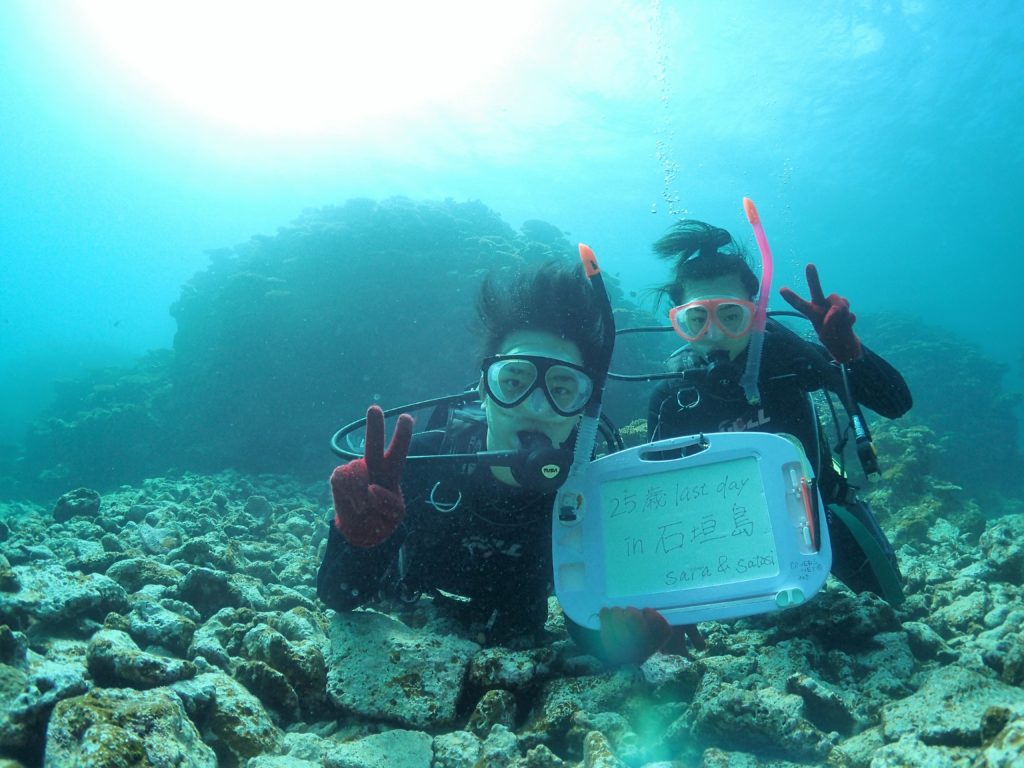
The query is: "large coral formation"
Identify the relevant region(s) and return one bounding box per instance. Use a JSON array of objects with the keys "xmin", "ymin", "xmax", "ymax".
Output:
[
  {"xmin": 167, "ymin": 198, "xmax": 525, "ymax": 476},
  {"xmin": 10, "ymin": 198, "xmax": 655, "ymax": 500}
]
